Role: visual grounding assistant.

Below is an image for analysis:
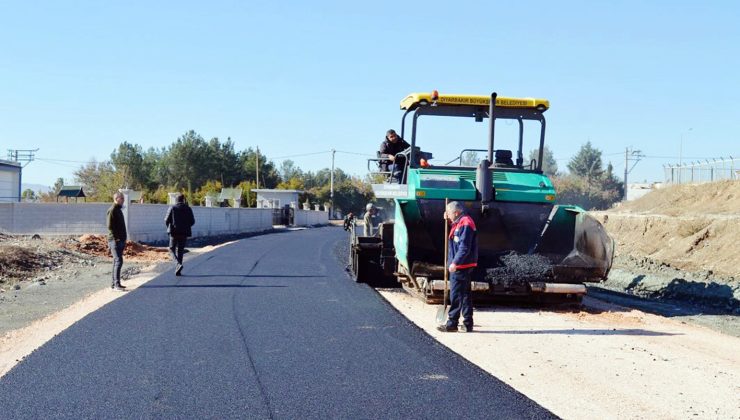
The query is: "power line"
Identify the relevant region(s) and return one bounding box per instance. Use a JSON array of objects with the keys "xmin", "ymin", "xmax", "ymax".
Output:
[
  {"xmin": 271, "ymin": 150, "xmax": 332, "ymax": 160},
  {"xmin": 335, "ymin": 150, "xmax": 375, "ymax": 157},
  {"xmin": 36, "ymin": 157, "xmax": 111, "ymax": 164}
]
